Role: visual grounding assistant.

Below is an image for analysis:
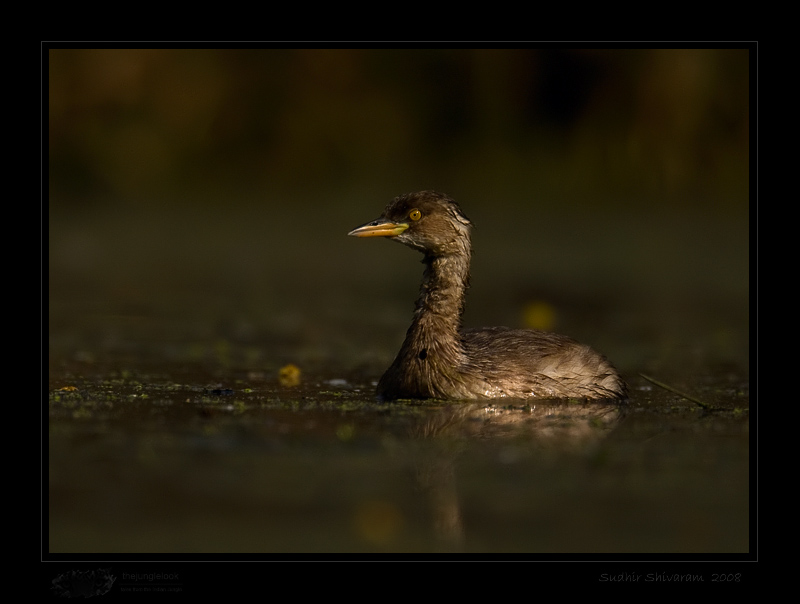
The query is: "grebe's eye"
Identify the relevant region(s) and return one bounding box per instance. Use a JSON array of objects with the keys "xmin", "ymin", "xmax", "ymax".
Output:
[{"xmin": 409, "ymin": 209, "xmax": 422, "ymax": 221}]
